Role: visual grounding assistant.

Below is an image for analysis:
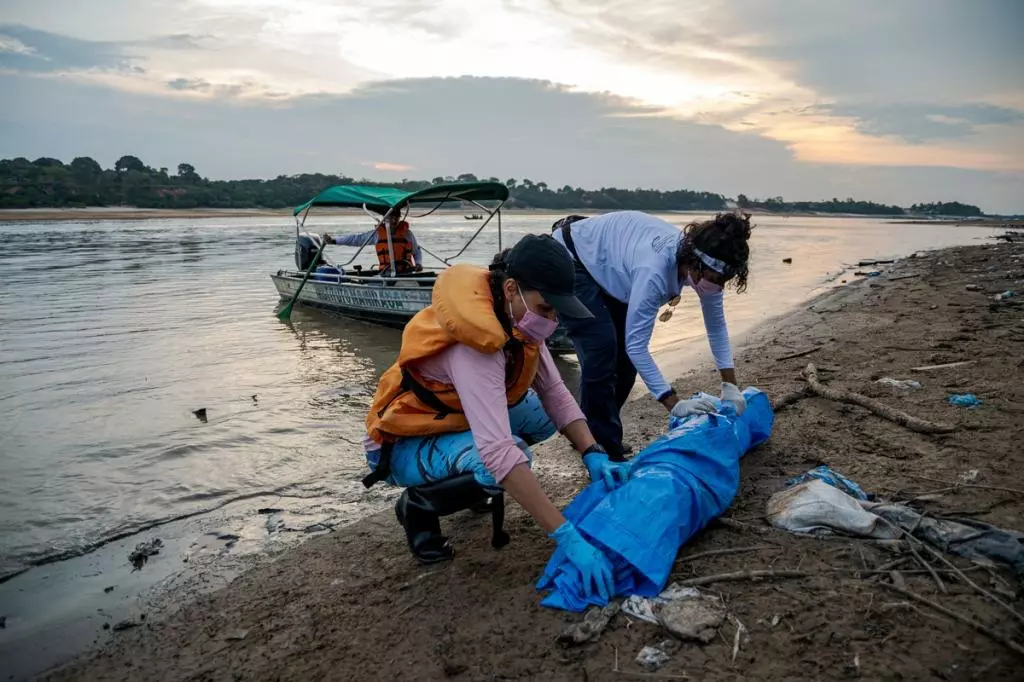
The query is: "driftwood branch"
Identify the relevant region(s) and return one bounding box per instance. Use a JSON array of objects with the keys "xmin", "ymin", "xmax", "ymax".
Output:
[
  {"xmin": 678, "ymin": 545, "xmax": 779, "ymax": 563},
  {"xmin": 681, "ymin": 566, "xmax": 981, "ymax": 591},
  {"xmin": 802, "ymin": 363, "xmax": 957, "ymax": 434},
  {"xmin": 871, "ymin": 516, "xmax": 946, "ymax": 594},
  {"xmin": 713, "ymin": 517, "xmax": 775, "ymax": 534},
  {"xmin": 873, "ymin": 582, "xmax": 1024, "ymax": 658},
  {"xmin": 775, "ymin": 346, "xmax": 824, "ymax": 362},
  {"xmin": 877, "ymin": 515, "xmax": 1024, "ymax": 626},
  {"xmin": 906, "ymin": 537, "xmax": 947, "ymax": 593},
  {"xmin": 680, "ymin": 569, "xmax": 808, "ymax": 586},
  {"xmin": 772, "ymin": 387, "xmax": 809, "ymax": 410},
  {"xmin": 911, "ymin": 361, "xmax": 975, "ymax": 372},
  {"xmin": 613, "ymin": 671, "xmax": 691, "ymax": 680},
  {"xmin": 920, "ymin": 544, "xmax": 1024, "ymax": 627},
  {"xmin": 903, "ymin": 474, "xmax": 1024, "ymax": 497}
]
